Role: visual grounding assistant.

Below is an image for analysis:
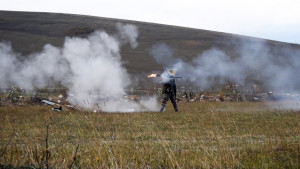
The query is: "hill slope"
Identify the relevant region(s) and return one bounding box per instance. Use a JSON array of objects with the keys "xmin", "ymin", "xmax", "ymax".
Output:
[{"xmin": 0, "ymin": 10, "xmax": 299, "ymax": 75}]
